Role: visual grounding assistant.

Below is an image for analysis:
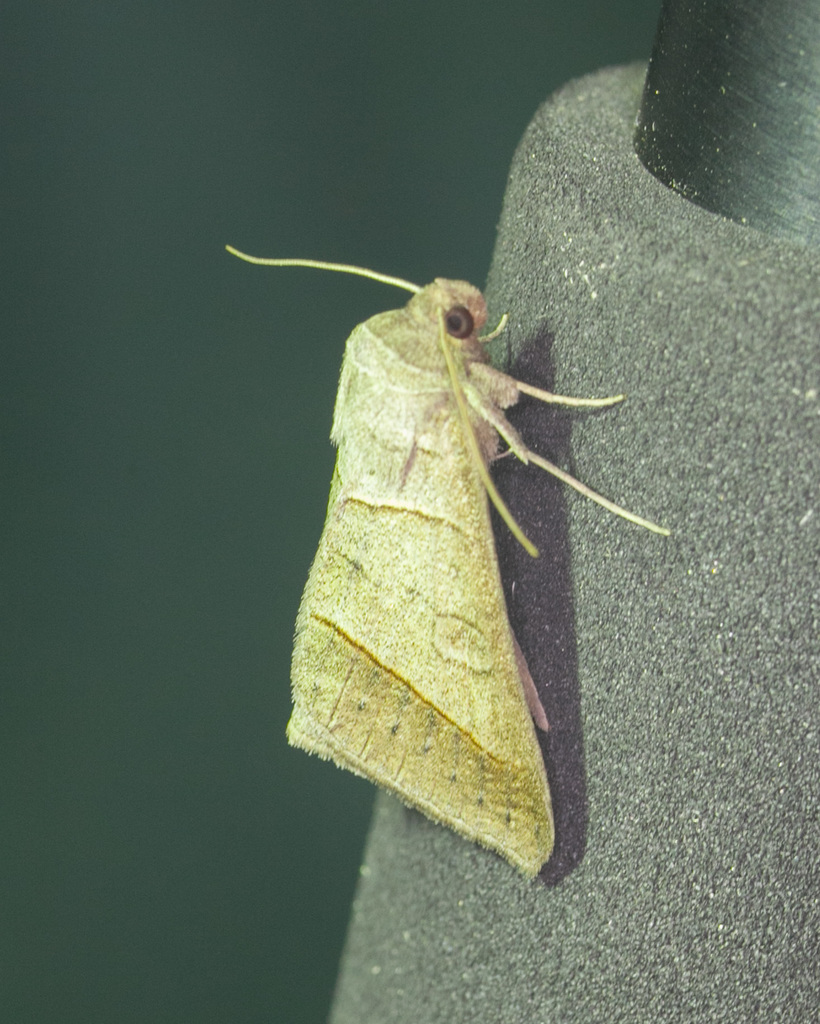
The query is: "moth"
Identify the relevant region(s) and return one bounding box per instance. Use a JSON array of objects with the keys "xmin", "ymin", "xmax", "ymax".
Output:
[{"xmin": 227, "ymin": 247, "xmax": 668, "ymax": 877}]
